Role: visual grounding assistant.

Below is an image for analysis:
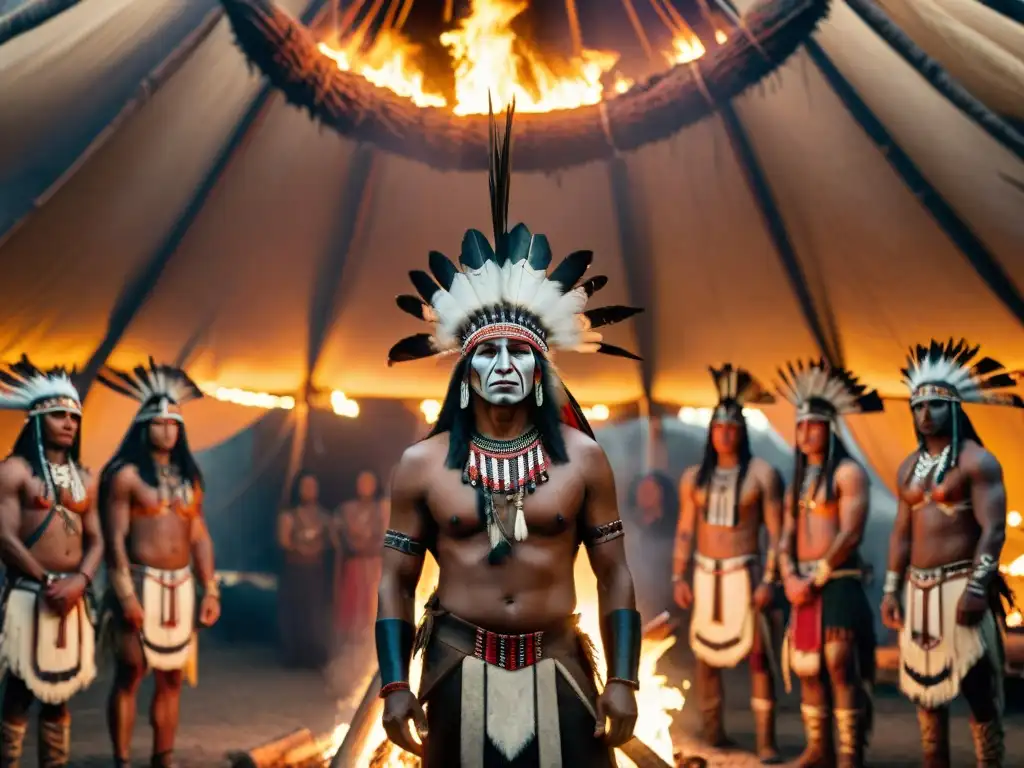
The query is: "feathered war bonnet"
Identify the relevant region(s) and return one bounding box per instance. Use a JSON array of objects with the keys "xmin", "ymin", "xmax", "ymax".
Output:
[
  {"xmin": 709, "ymin": 364, "xmax": 775, "ymax": 424},
  {"xmin": 901, "ymin": 339, "xmax": 1023, "ymax": 471},
  {"xmin": 96, "ymin": 358, "xmax": 203, "ymax": 423},
  {"xmin": 0, "ymin": 355, "xmax": 82, "ymax": 418},
  {"xmin": 386, "ymin": 97, "xmax": 643, "ymax": 429},
  {"xmin": 775, "ymin": 359, "xmax": 884, "ymax": 484}
]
